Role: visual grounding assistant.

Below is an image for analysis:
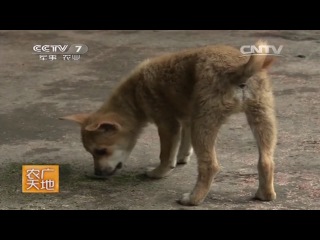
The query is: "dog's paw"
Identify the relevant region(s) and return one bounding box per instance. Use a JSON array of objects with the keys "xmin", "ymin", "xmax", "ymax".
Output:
[
  {"xmin": 254, "ymin": 189, "xmax": 276, "ymax": 201},
  {"xmin": 177, "ymin": 193, "xmax": 199, "ymax": 206},
  {"xmin": 145, "ymin": 167, "xmax": 173, "ymax": 179},
  {"xmin": 177, "ymin": 156, "xmax": 191, "ymax": 165},
  {"xmin": 177, "ymin": 150, "xmax": 193, "ymax": 164}
]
